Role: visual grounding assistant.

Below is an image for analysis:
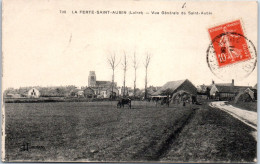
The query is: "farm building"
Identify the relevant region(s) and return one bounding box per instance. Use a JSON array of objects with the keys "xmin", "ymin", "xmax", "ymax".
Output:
[
  {"xmin": 152, "ymin": 79, "xmax": 197, "ymax": 97},
  {"xmin": 28, "ymin": 88, "xmax": 40, "ymax": 98},
  {"xmin": 209, "ymin": 80, "xmax": 254, "ymax": 100}
]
